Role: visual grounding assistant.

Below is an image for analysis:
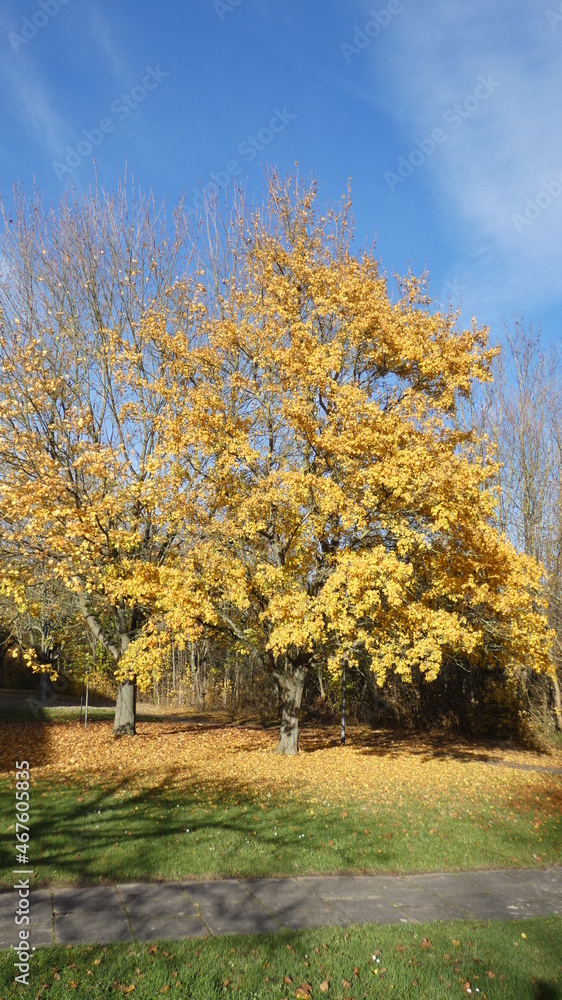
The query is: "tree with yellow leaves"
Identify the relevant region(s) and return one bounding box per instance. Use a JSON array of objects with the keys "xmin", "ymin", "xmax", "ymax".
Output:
[
  {"xmin": 0, "ymin": 180, "xmax": 201, "ymax": 734},
  {"xmin": 157, "ymin": 170, "xmax": 554, "ymax": 752},
  {"xmin": 0, "ymin": 171, "xmax": 554, "ymax": 750}
]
